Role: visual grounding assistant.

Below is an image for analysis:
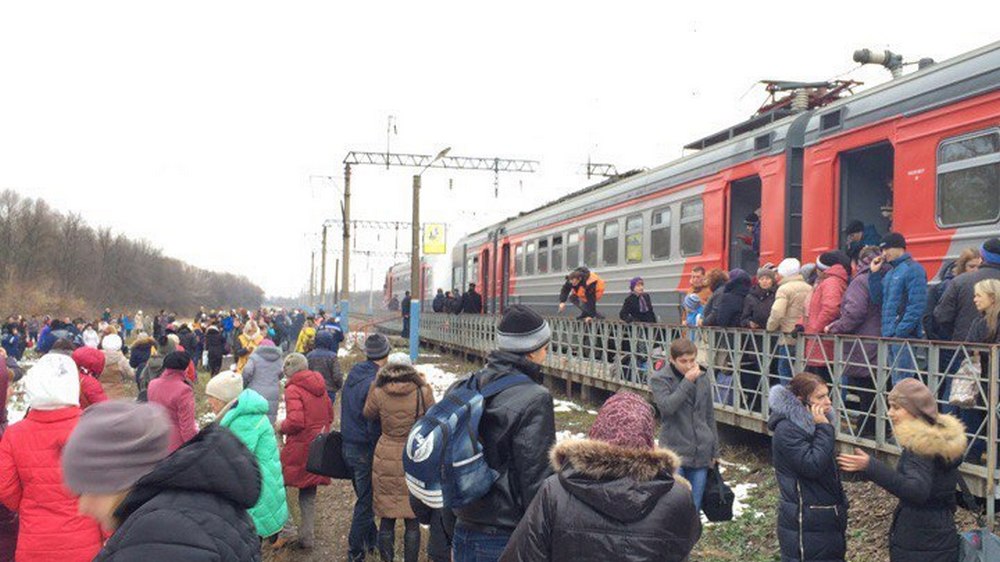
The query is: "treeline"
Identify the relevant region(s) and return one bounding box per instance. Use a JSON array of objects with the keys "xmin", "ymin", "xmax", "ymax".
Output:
[{"xmin": 0, "ymin": 189, "xmax": 264, "ymax": 316}]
